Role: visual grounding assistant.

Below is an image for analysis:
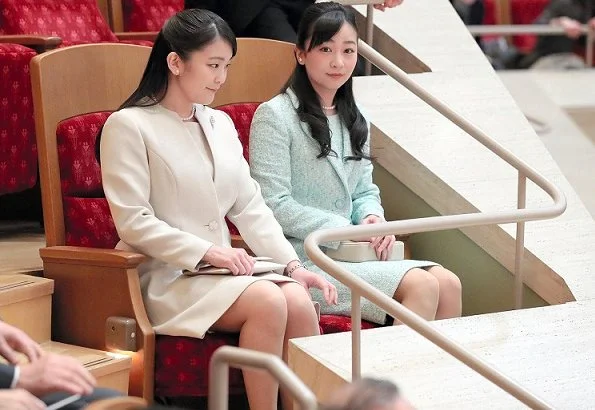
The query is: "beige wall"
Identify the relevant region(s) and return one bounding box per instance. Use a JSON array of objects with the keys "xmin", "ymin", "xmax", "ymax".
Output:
[{"xmin": 373, "ymin": 165, "xmax": 547, "ymax": 316}]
